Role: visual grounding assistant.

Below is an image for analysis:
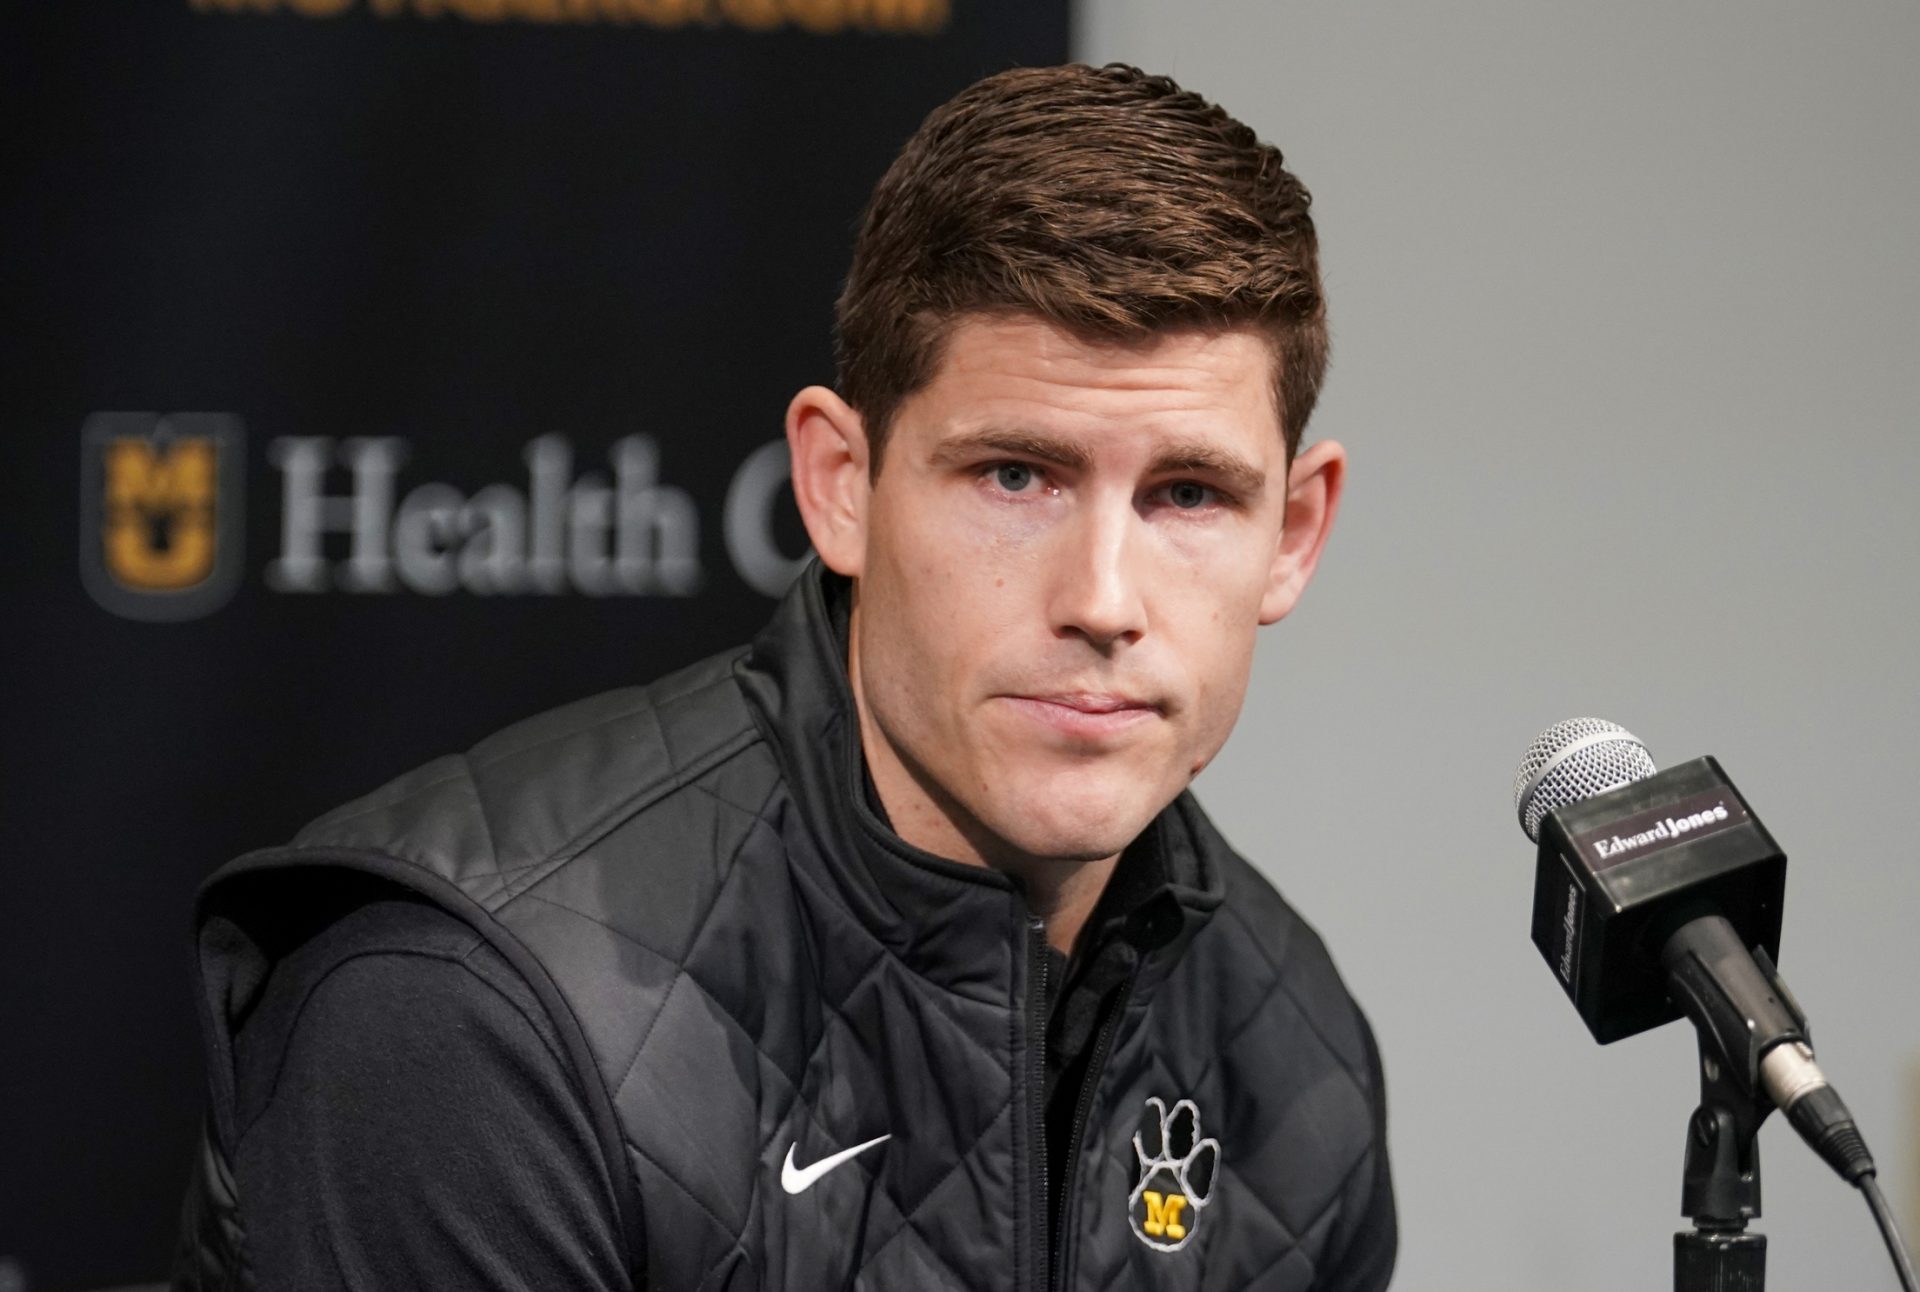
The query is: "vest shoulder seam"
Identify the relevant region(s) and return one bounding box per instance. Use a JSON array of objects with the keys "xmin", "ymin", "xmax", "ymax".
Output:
[{"xmin": 490, "ymin": 721, "xmax": 768, "ymax": 905}]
